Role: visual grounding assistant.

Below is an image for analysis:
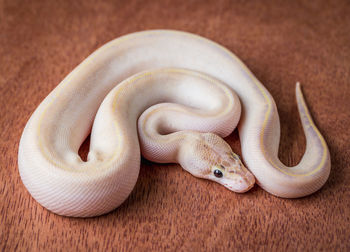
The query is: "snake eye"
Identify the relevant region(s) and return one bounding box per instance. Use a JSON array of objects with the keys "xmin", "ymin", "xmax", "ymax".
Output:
[{"xmin": 213, "ymin": 169, "xmax": 223, "ymax": 178}]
